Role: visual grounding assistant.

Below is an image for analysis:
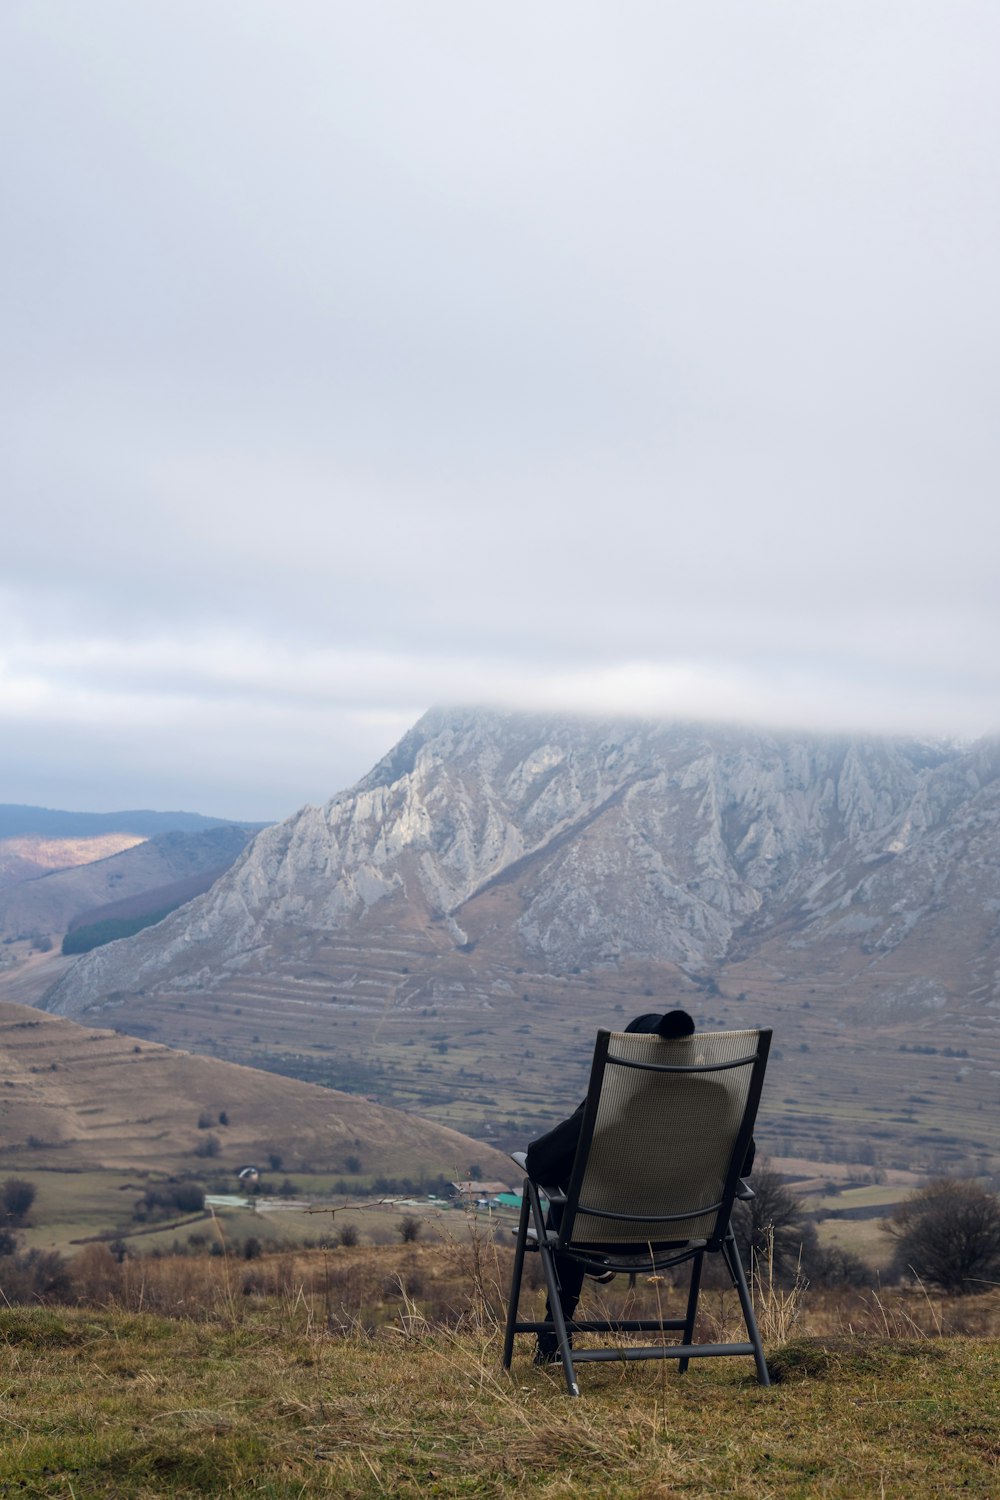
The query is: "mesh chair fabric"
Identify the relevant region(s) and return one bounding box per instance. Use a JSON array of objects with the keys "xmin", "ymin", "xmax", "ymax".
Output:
[{"xmin": 567, "ymin": 1028, "xmax": 762, "ymax": 1246}]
